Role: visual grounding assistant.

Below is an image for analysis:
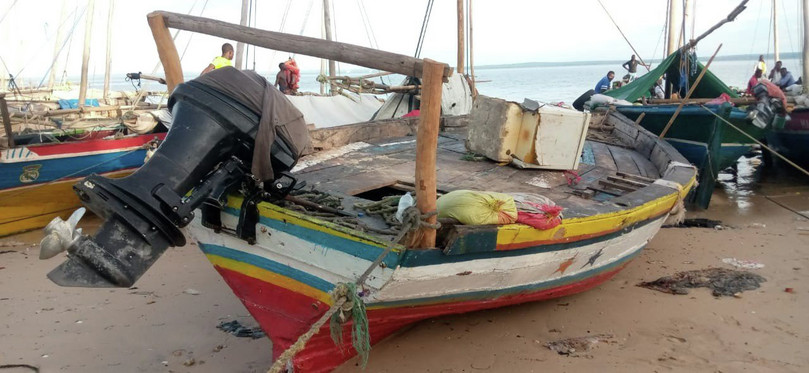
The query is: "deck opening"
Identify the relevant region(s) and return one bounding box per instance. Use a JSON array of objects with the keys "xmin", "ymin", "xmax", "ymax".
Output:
[{"xmin": 351, "ymin": 181, "xmax": 446, "ymax": 201}]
